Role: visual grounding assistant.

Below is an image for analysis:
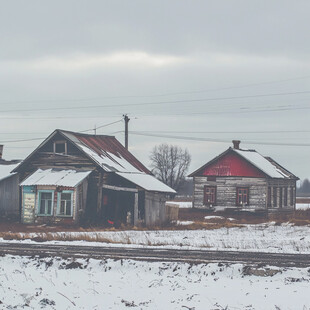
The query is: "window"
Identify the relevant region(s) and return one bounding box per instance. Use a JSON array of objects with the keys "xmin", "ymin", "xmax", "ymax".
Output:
[
  {"xmin": 267, "ymin": 187, "xmax": 272, "ymax": 208},
  {"xmin": 279, "ymin": 188, "xmax": 283, "ymax": 208},
  {"xmin": 38, "ymin": 191, "xmax": 54, "ymax": 216},
  {"xmin": 53, "ymin": 141, "xmax": 67, "ymax": 154},
  {"xmin": 57, "ymin": 191, "xmax": 73, "ymax": 216},
  {"xmin": 273, "ymin": 187, "xmax": 277, "ymax": 208},
  {"xmin": 284, "ymin": 187, "xmax": 288, "ymax": 206},
  {"xmin": 237, "ymin": 187, "xmax": 249, "ymax": 206},
  {"xmin": 290, "ymin": 187, "xmax": 294, "ymax": 206},
  {"xmin": 204, "ymin": 186, "xmax": 216, "ymax": 205}
]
